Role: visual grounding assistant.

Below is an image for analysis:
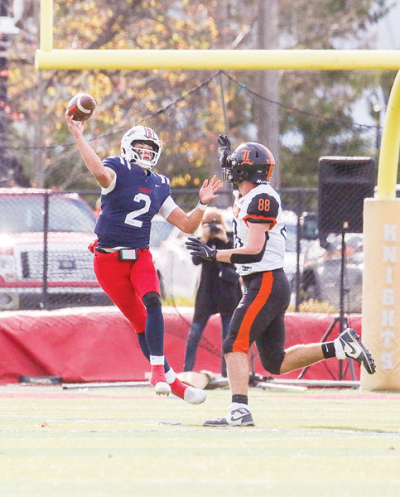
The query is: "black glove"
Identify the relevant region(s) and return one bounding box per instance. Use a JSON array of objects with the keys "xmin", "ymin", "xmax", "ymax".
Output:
[
  {"xmin": 185, "ymin": 237, "xmax": 217, "ymax": 261},
  {"xmin": 218, "ymin": 134, "xmax": 231, "ymax": 168}
]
